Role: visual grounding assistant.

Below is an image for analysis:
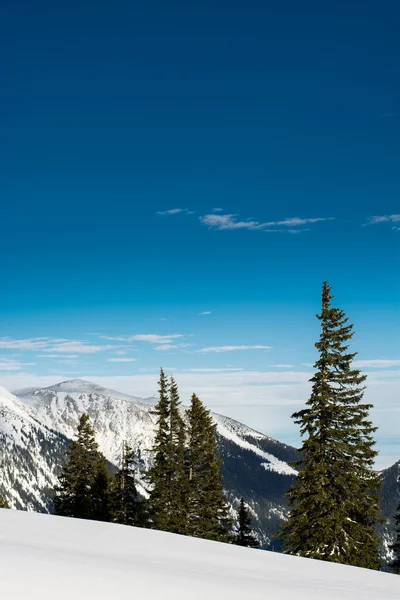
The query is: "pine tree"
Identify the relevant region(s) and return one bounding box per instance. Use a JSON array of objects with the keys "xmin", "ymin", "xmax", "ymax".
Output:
[
  {"xmin": 186, "ymin": 393, "xmax": 232, "ymax": 542},
  {"xmin": 279, "ymin": 282, "xmax": 381, "ymax": 569},
  {"xmin": 167, "ymin": 376, "xmax": 188, "ymax": 534},
  {"xmin": 390, "ymin": 502, "xmax": 400, "ymax": 574},
  {"xmin": 54, "ymin": 413, "xmax": 111, "ymax": 521},
  {"xmin": 112, "ymin": 441, "xmax": 140, "ymax": 526},
  {"xmin": 0, "ymin": 495, "xmax": 9, "ymax": 509},
  {"xmin": 147, "ymin": 371, "xmax": 188, "ymax": 534},
  {"xmin": 234, "ymin": 498, "xmax": 259, "ymax": 548},
  {"xmin": 91, "ymin": 455, "xmax": 112, "ymax": 522},
  {"xmin": 147, "ymin": 368, "xmax": 172, "ymax": 531}
]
